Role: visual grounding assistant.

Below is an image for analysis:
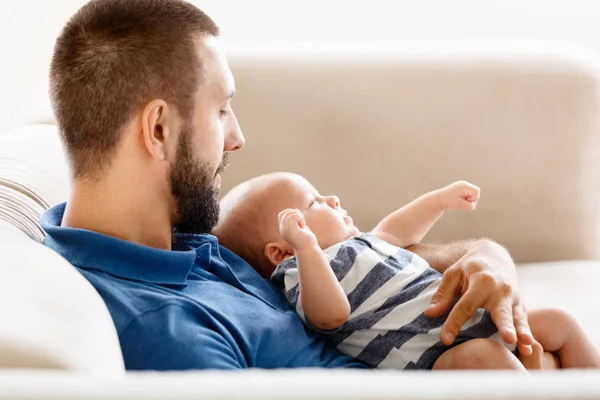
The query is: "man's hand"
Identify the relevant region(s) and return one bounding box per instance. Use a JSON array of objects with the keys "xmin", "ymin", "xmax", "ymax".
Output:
[
  {"xmin": 423, "ymin": 239, "xmax": 535, "ymax": 355},
  {"xmin": 436, "ymin": 181, "xmax": 480, "ymax": 211},
  {"xmin": 278, "ymin": 209, "xmax": 318, "ymax": 251},
  {"xmin": 518, "ymin": 339, "xmax": 545, "ymax": 369}
]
